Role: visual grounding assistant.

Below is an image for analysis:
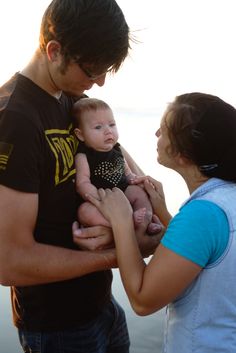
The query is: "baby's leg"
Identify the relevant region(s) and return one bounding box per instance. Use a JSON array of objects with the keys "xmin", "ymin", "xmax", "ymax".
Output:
[
  {"xmin": 125, "ymin": 185, "xmax": 160, "ymax": 234},
  {"xmin": 133, "ymin": 207, "xmax": 147, "ymax": 225},
  {"xmin": 78, "ymin": 201, "xmax": 110, "ymax": 227},
  {"xmin": 125, "ymin": 185, "xmax": 153, "ymax": 225}
]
